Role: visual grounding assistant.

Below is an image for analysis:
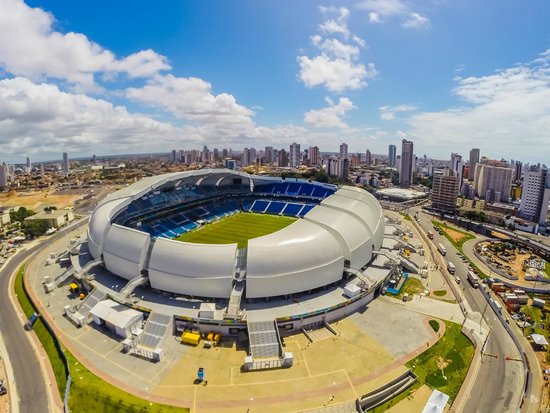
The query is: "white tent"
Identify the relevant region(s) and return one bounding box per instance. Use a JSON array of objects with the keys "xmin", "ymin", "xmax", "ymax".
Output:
[
  {"xmin": 422, "ymin": 389, "xmax": 449, "ymax": 413},
  {"xmin": 89, "ymin": 299, "xmax": 143, "ymax": 338},
  {"xmin": 531, "ymin": 334, "xmax": 549, "ymax": 346}
]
